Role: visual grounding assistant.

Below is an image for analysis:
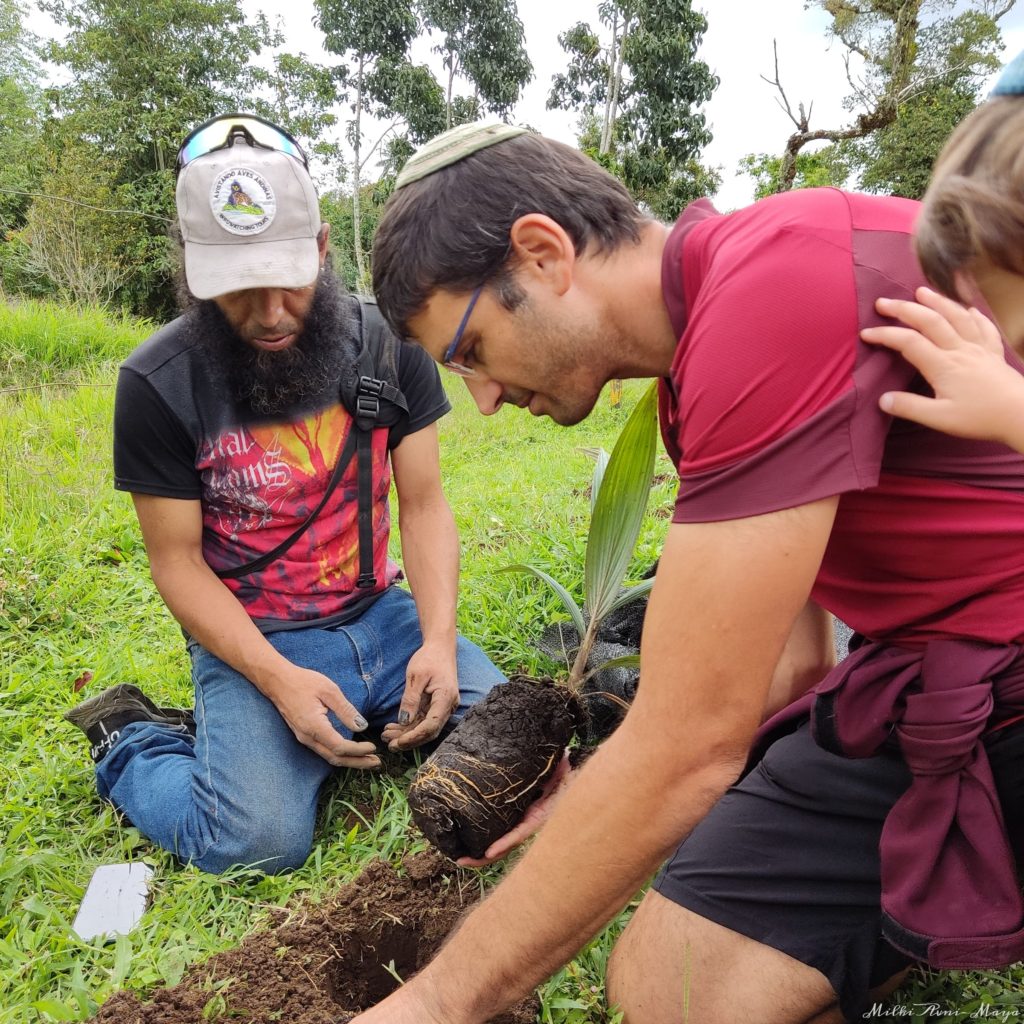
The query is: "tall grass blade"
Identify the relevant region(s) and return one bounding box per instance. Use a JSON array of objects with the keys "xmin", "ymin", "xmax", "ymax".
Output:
[{"xmin": 500, "ymin": 564, "xmax": 587, "ymax": 639}]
